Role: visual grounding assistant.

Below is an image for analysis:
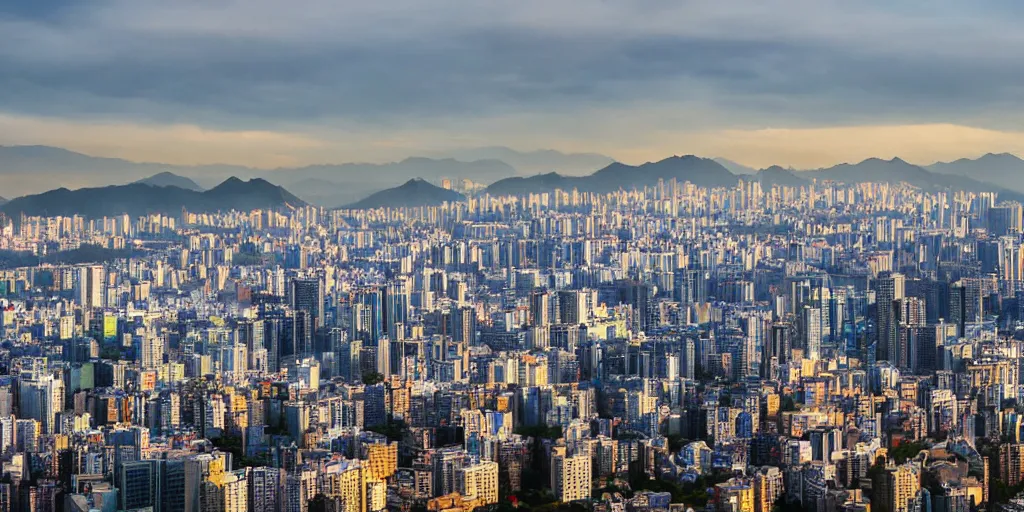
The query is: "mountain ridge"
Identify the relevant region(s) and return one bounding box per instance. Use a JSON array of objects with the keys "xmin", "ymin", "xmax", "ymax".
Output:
[
  {"xmin": 133, "ymin": 171, "xmax": 204, "ymax": 191},
  {"xmin": 0, "ymin": 145, "xmax": 514, "ymax": 205},
  {"xmin": 926, "ymin": 152, "xmax": 1024, "ymax": 193},
  {"xmin": 1, "ymin": 177, "xmax": 304, "ymax": 218},
  {"xmin": 486, "ymin": 155, "xmax": 737, "ymax": 196},
  {"xmin": 344, "ymin": 178, "xmax": 465, "ymax": 209}
]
